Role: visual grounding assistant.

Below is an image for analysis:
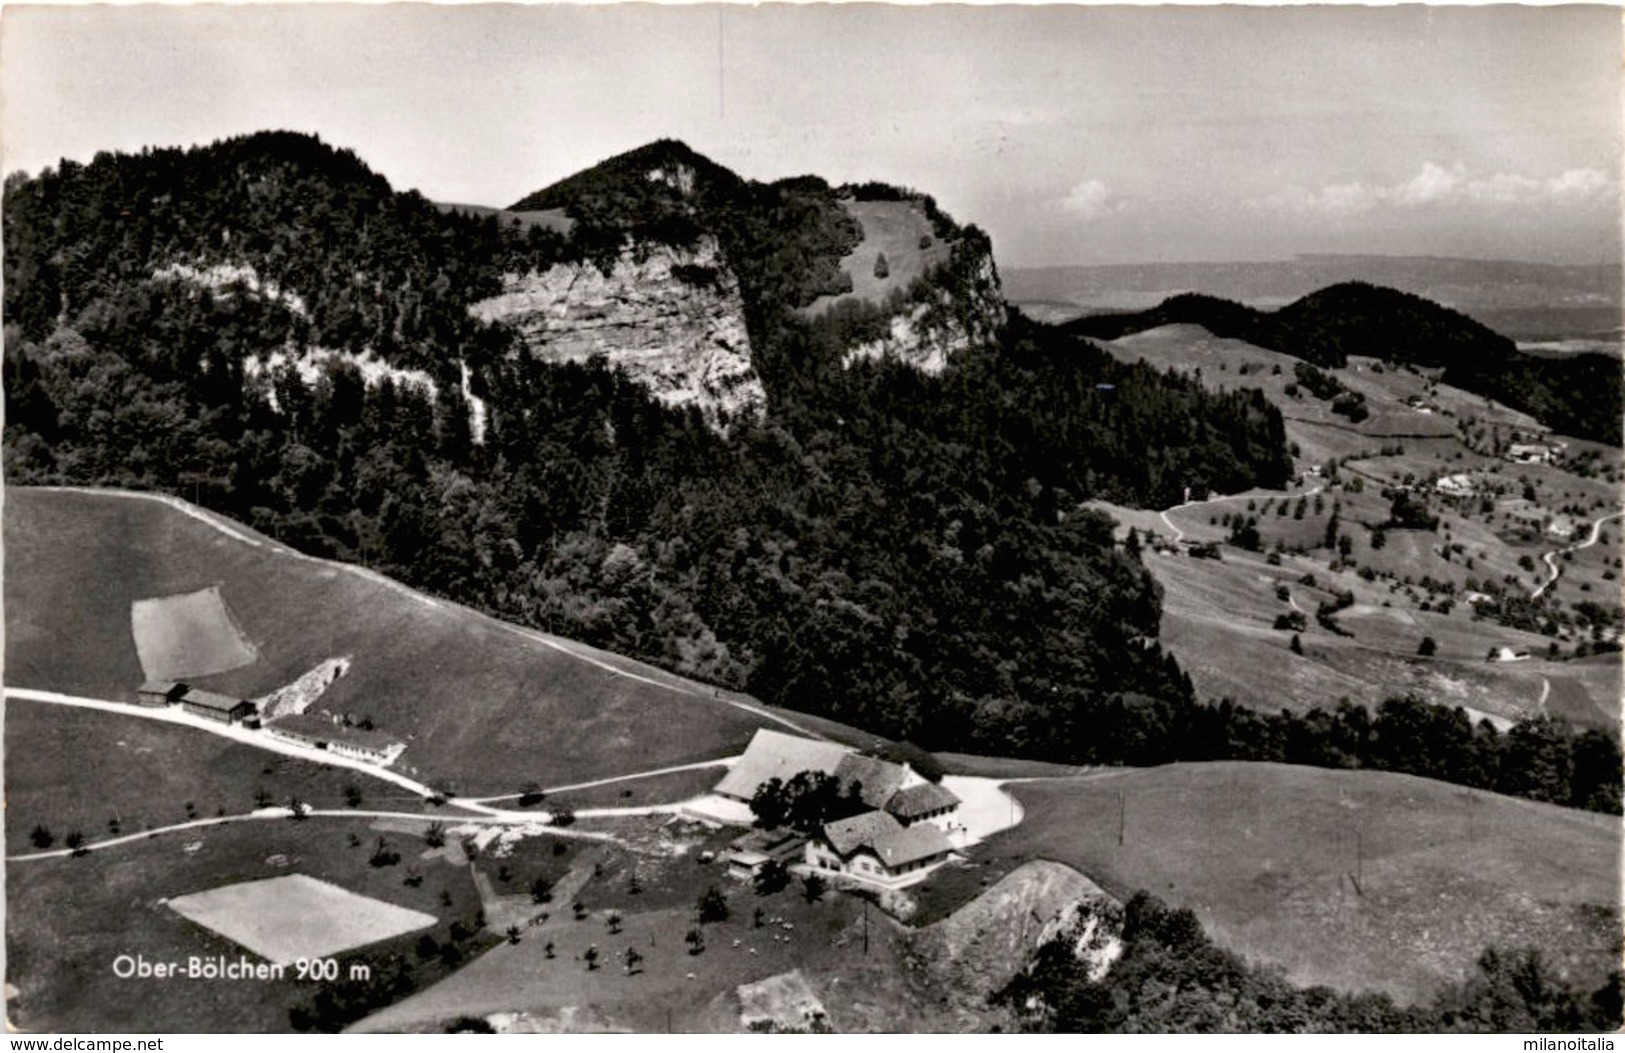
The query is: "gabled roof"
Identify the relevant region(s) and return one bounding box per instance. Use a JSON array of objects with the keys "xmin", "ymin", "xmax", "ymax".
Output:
[
  {"xmin": 885, "ymin": 781, "xmax": 961, "ymax": 819},
  {"xmin": 139, "ymin": 679, "xmax": 187, "ymax": 695},
  {"xmin": 821, "ymin": 811, "xmax": 903, "ymax": 857},
  {"xmin": 872, "ymin": 824, "xmax": 953, "ymax": 868},
  {"xmin": 180, "ymin": 687, "xmax": 249, "ymax": 712},
  {"xmin": 713, "ymin": 729, "xmax": 851, "ymax": 800},
  {"xmin": 834, "ymin": 754, "xmax": 909, "ymax": 810}
]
